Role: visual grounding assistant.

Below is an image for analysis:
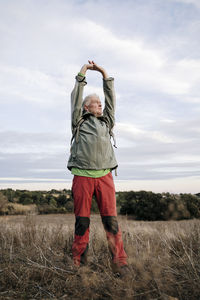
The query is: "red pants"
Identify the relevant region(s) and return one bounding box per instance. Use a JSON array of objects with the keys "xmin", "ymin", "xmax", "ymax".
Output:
[{"xmin": 71, "ymin": 172, "xmax": 127, "ymax": 266}]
